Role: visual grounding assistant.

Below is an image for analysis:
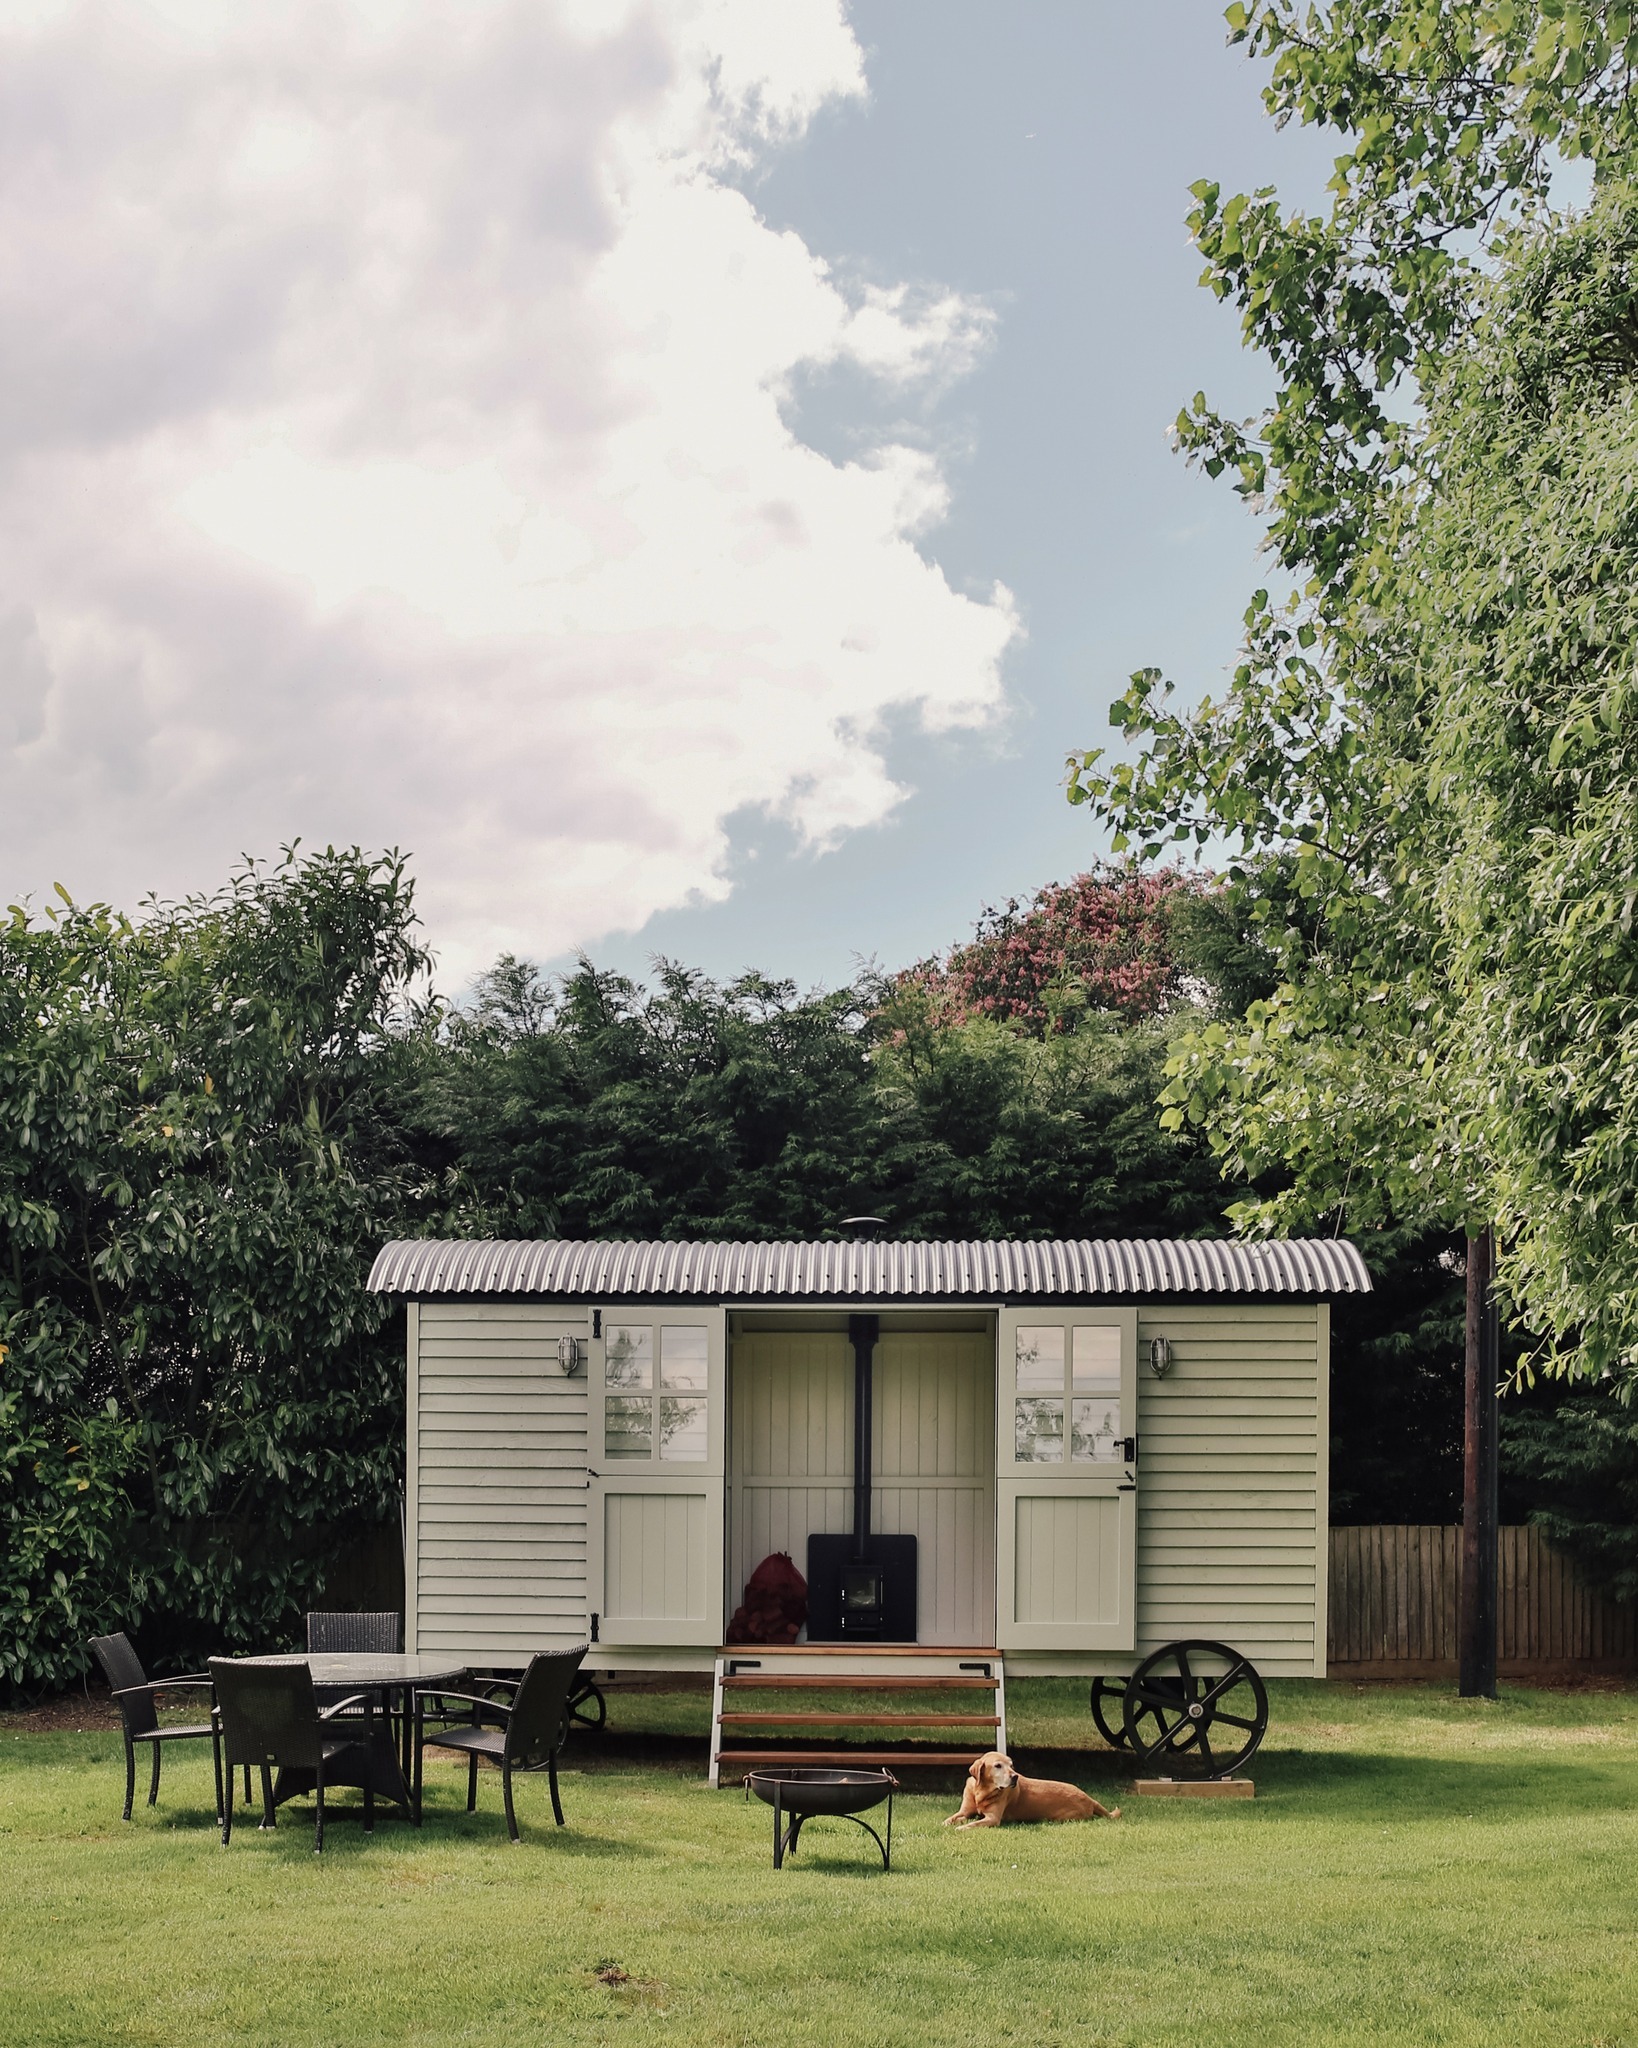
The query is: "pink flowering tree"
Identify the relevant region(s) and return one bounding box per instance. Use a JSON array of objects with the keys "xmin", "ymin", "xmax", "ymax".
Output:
[{"xmin": 896, "ymin": 866, "xmax": 1207, "ymax": 1036}]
